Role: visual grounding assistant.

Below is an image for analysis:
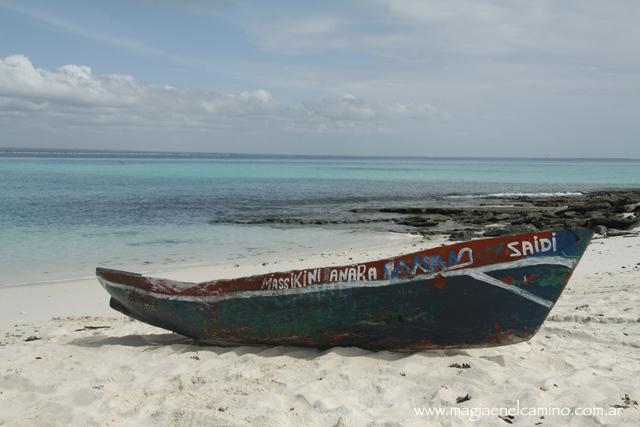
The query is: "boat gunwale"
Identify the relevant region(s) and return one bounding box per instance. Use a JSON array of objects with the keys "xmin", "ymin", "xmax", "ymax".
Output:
[{"xmin": 96, "ymin": 227, "xmax": 593, "ymax": 300}]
